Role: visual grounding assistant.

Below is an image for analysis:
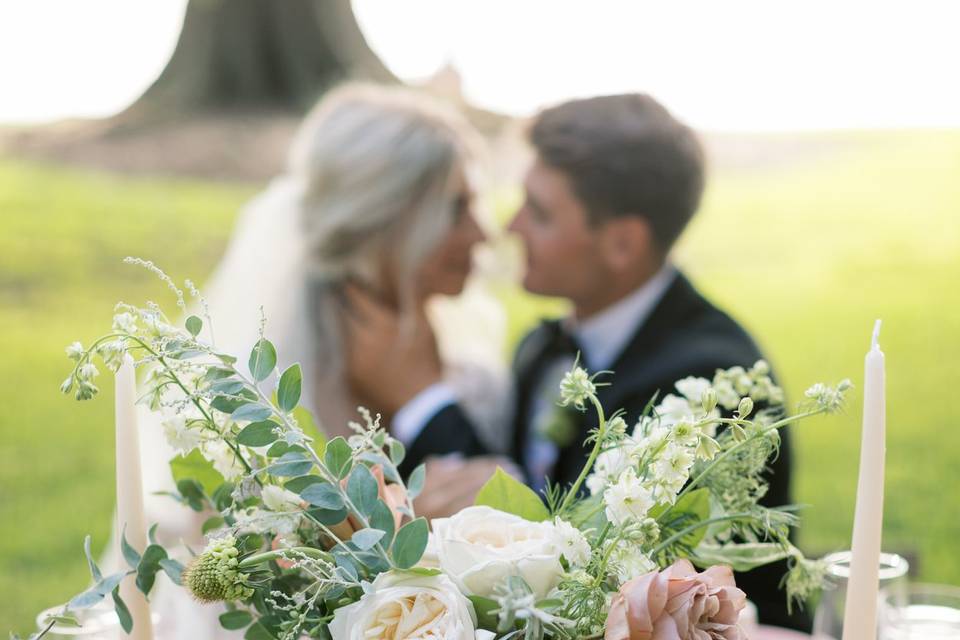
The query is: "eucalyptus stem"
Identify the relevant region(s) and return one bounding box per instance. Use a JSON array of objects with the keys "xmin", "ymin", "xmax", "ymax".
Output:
[{"xmin": 238, "ymin": 547, "xmax": 331, "ymax": 570}]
